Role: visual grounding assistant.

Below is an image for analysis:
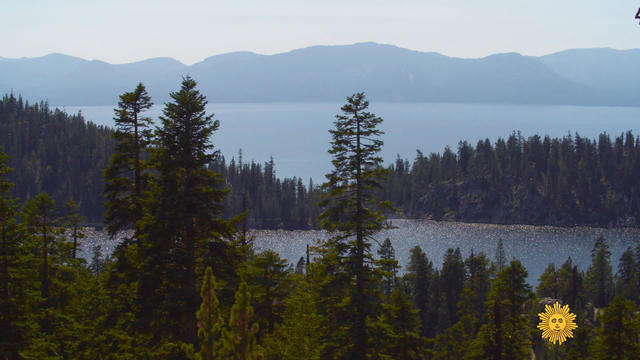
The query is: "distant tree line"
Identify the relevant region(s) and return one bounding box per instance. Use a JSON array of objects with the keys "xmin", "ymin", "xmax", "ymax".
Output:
[
  {"xmin": 3, "ymin": 92, "xmax": 640, "ymax": 229},
  {"xmin": 383, "ymin": 131, "xmax": 640, "ymax": 227},
  {"xmin": 210, "ymin": 155, "xmax": 322, "ymax": 230}
]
